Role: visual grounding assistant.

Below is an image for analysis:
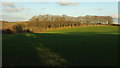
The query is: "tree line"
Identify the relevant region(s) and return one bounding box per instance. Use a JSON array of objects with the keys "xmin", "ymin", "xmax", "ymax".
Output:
[
  {"xmin": 1, "ymin": 14, "xmax": 114, "ymax": 33},
  {"xmin": 28, "ymin": 14, "xmax": 113, "ymax": 30}
]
